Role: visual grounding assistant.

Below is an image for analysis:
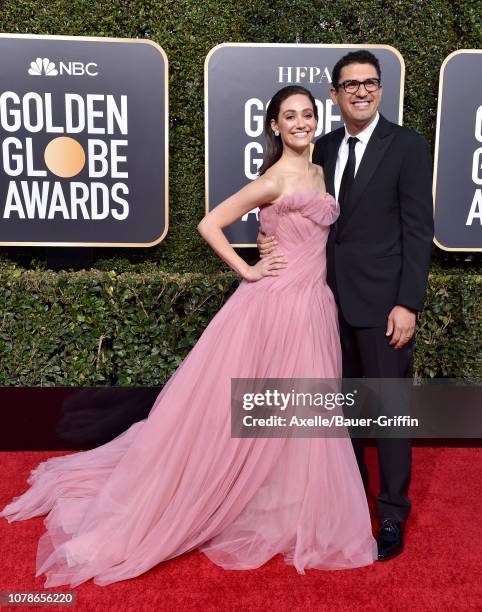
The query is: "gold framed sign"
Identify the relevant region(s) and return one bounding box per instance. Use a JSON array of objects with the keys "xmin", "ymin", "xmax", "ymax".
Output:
[
  {"xmin": 0, "ymin": 34, "xmax": 168, "ymax": 247},
  {"xmin": 433, "ymin": 49, "xmax": 482, "ymax": 252},
  {"xmin": 205, "ymin": 43, "xmax": 404, "ymax": 247}
]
